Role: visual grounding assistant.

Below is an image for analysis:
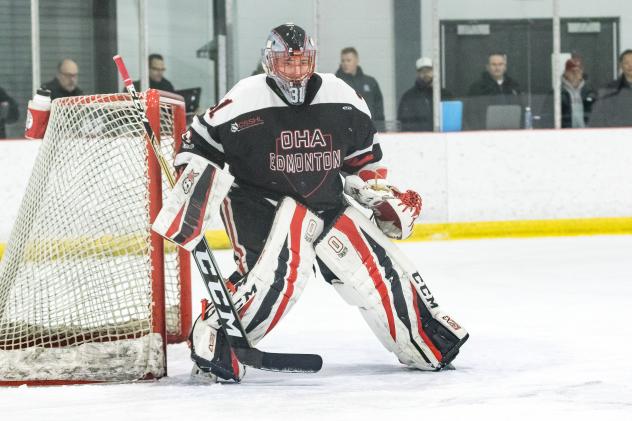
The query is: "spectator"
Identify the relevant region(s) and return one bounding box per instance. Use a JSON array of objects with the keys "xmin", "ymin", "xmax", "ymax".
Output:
[
  {"xmin": 134, "ymin": 54, "xmax": 175, "ymax": 92},
  {"xmin": 539, "ymin": 58, "xmax": 597, "ymax": 128},
  {"xmin": 560, "ymin": 59, "xmax": 597, "ymax": 128},
  {"xmin": 570, "ymin": 51, "xmax": 588, "ymax": 79},
  {"xmin": 42, "ymin": 59, "xmax": 83, "ymax": 100},
  {"xmin": 465, "ymin": 52, "xmax": 522, "ymax": 130},
  {"xmin": 397, "ymin": 57, "xmax": 453, "ymax": 131},
  {"xmin": 590, "ymin": 49, "xmax": 632, "ymax": 127},
  {"xmin": 335, "ymin": 47, "xmax": 384, "ymax": 128},
  {"xmin": 0, "ymin": 85, "xmax": 19, "ymax": 138}
]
